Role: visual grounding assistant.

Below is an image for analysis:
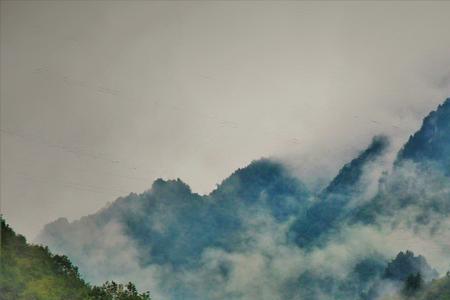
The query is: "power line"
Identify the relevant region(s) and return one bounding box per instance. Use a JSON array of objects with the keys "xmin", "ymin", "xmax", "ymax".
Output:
[{"xmin": 11, "ymin": 171, "xmax": 131, "ymax": 197}]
